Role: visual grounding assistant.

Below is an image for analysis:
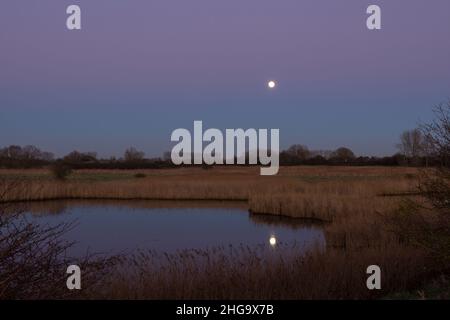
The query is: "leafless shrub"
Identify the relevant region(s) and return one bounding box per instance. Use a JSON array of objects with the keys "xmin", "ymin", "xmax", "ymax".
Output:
[
  {"xmin": 0, "ymin": 178, "xmax": 117, "ymax": 299},
  {"xmin": 391, "ymin": 101, "xmax": 450, "ymax": 263}
]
